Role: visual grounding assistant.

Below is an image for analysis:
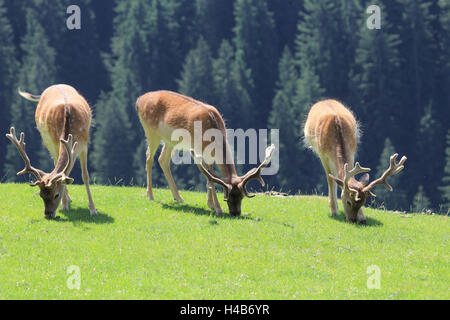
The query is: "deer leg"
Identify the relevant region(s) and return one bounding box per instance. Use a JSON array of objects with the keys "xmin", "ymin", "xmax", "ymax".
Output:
[
  {"xmin": 158, "ymin": 144, "xmax": 184, "ymax": 202},
  {"xmin": 203, "ymin": 164, "xmax": 222, "ymax": 215},
  {"xmin": 79, "ymin": 149, "xmax": 97, "ymax": 216},
  {"xmin": 357, "ymin": 209, "xmax": 366, "ymax": 224},
  {"xmin": 61, "ymin": 185, "xmax": 72, "ymax": 211},
  {"xmin": 145, "ymin": 135, "xmax": 160, "ymax": 201},
  {"xmin": 321, "ymin": 157, "xmax": 338, "ymax": 216},
  {"xmin": 326, "ymin": 175, "xmax": 338, "ymax": 216}
]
